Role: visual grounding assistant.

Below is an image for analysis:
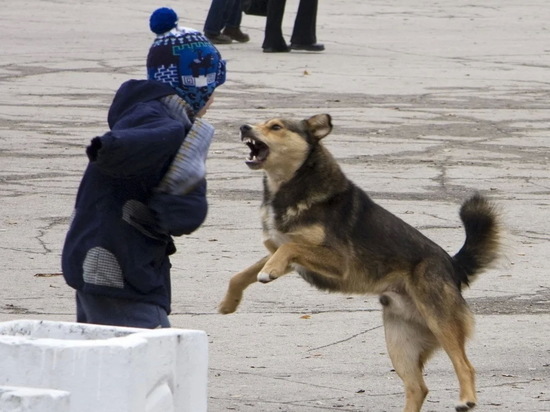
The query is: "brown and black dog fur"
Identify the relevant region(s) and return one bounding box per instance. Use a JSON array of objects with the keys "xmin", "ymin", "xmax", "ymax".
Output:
[{"xmin": 218, "ymin": 114, "xmax": 500, "ymax": 412}]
